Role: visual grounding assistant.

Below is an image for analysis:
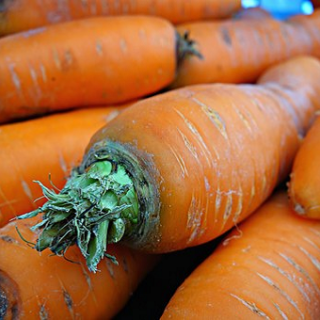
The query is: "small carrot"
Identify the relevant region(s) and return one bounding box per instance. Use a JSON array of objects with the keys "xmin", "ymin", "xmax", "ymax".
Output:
[
  {"xmin": 288, "ymin": 114, "xmax": 320, "ymax": 219},
  {"xmin": 170, "ymin": 10, "xmax": 320, "ymax": 88},
  {"xmin": 0, "ymin": 105, "xmax": 129, "ymax": 227},
  {"xmin": 161, "ymin": 191, "xmax": 320, "ymax": 319},
  {"xmin": 0, "ymin": 15, "xmax": 199, "ymax": 124},
  {"xmin": 0, "ymin": 217, "xmax": 159, "ymax": 319},
  {"xmin": 18, "ymin": 56, "xmax": 320, "ymax": 272},
  {"xmin": 0, "ymin": 0, "xmax": 242, "ymax": 36}
]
